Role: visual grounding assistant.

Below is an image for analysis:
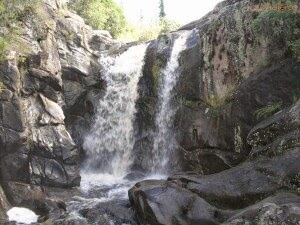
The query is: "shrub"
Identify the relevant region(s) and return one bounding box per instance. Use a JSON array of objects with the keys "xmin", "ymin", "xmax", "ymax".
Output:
[
  {"xmin": 254, "ymin": 102, "xmax": 282, "ymax": 120},
  {"xmin": 0, "ymin": 0, "xmax": 43, "ymax": 61},
  {"xmin": 119, "ymin": 18, "xmax": 180, "ymax": 42},
  {"xmin": 252, "ymin": 11, "xmax": 296, "ymax": 37},
  {"xmin": 159, "ymin": 18, "xmax": 180, "ymax": 35},
  {"xmin": 69, "ymin": 0, "xmax": 126, "ymax": 38}
]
